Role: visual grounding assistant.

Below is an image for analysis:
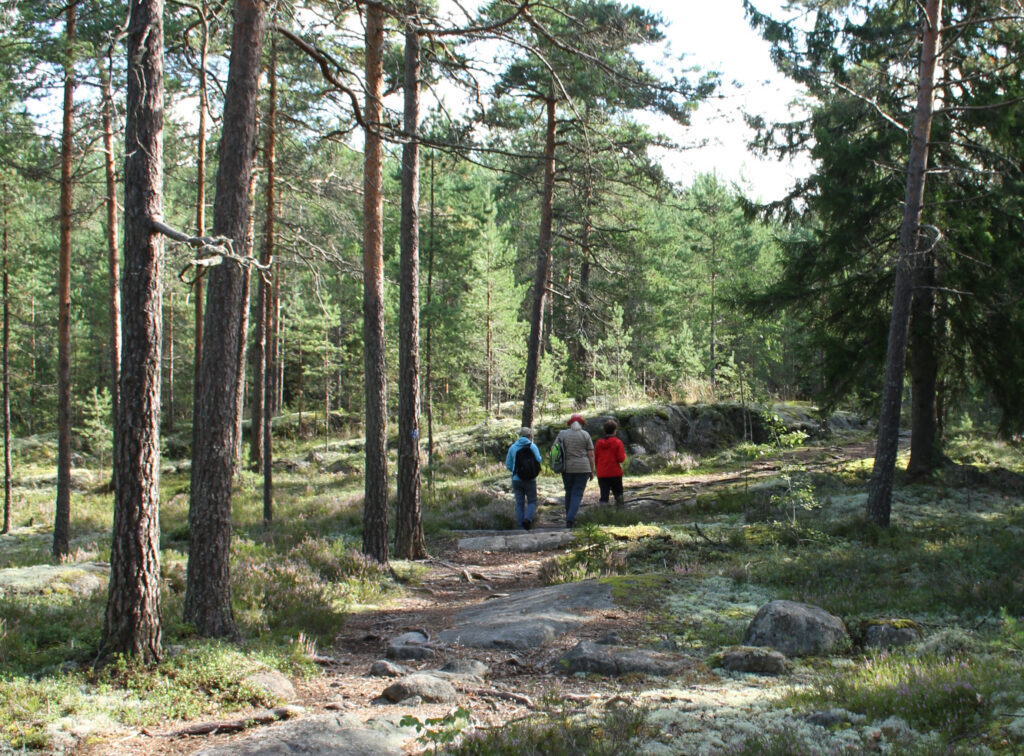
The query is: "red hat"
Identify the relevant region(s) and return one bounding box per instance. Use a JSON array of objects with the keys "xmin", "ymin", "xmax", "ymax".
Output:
[{"xmin": 568, "ymin": 414, "xmax": 586, "ymax": 426}]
